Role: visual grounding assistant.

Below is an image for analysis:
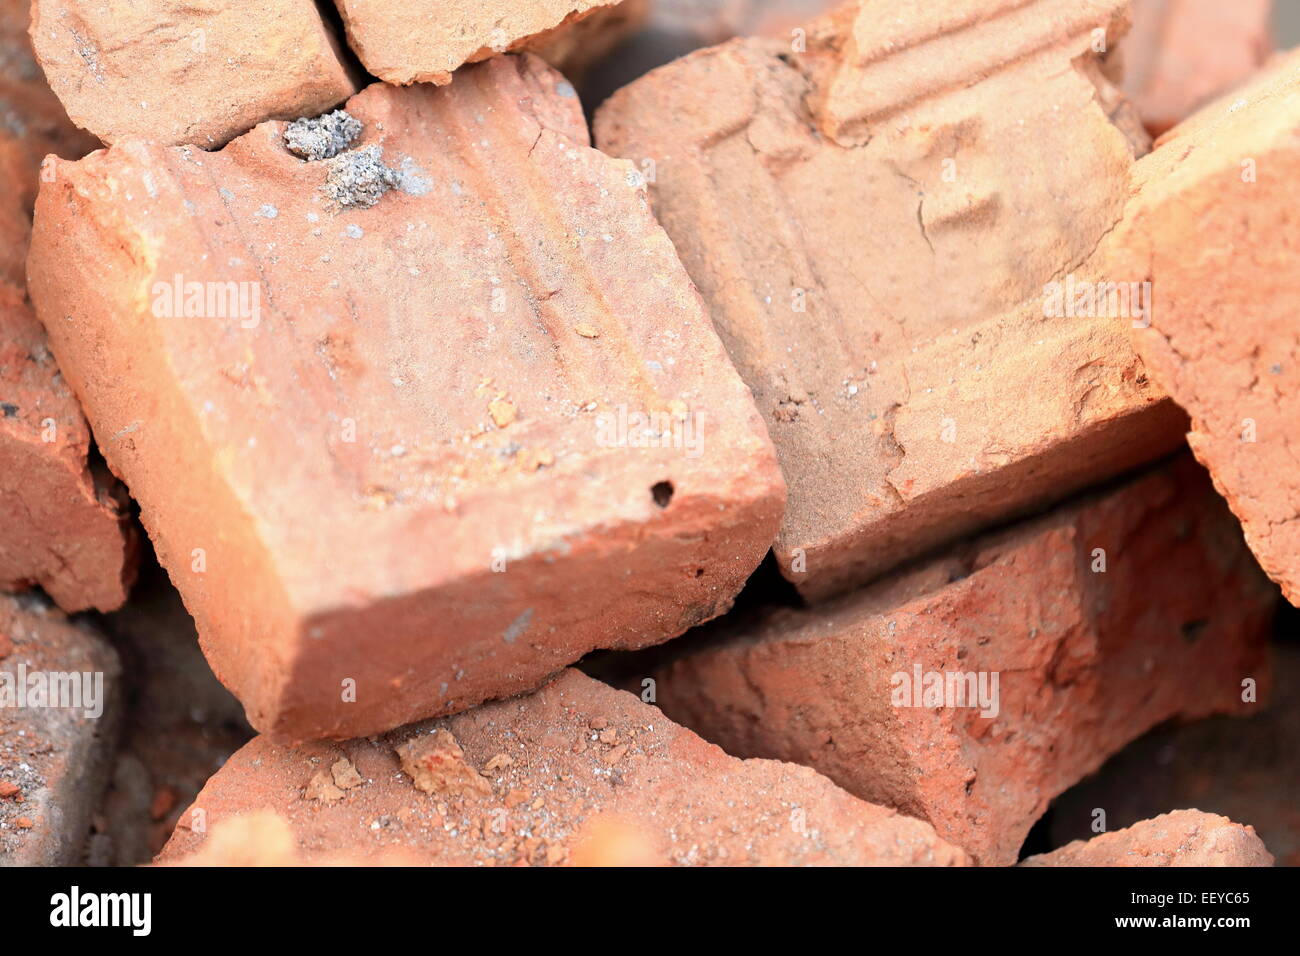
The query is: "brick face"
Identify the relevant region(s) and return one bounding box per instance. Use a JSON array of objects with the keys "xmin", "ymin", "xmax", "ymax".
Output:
[
  {"xmin": 30, "ymin": 0, "xmax": 359, "ymax": 147},
  {"xmin": 647, "ymin": 456, "xmax": 1275, "ymax": 865},
  {"xmin": 160, "ymin": 669, "xmax": 970, "ymax": 866},
  {"xmin": 27, "ymin": 56, "xmax": 785, "ymax": 742},
  {"xmin": 333, "ymin": 0, "xmax": 644, "ymax": 85},
  {"xmin": 595, "ymin": 0, "xmax": 1188, "ymax": 601},
  {"xmin": 1108, "ymin": 48, "xmax": 1300, "ymax": 607}
]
